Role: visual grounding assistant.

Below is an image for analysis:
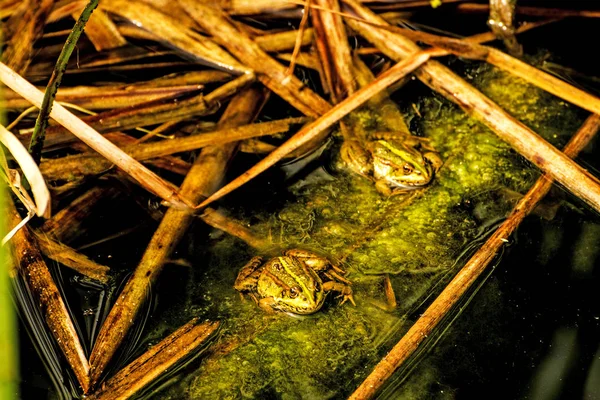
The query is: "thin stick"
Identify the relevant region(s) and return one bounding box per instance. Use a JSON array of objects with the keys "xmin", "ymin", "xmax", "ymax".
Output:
[
  {"xmin": 7, "ymin": 200, "xmax": 90, "ymax": 393},
  {"xmin": 201, "ymin": 208, "xmax": 269, "ymax": 250},
  {"xmin": 34, "ymin": 232, "xmax": 110, "ymax": 284},
  {"xmin": 87, "ymin": 319, "xmax": 220, "ymax": 400},
  {"xmin": 341, "ymin": 0, "xmax": 600, "ymax": 216},
  {"xmin": 456, "ymin": 3, "xmax": 600, "ymax": 18},
  {"xmin": 350, "ymin": 113, "xmax": 600, "ymax": 399},
  {"xmin": 29, "ymin": 0, "xmax": 99, "ymax": 164},
  {"xmin": 88, "ymin": 86, "xmax": 267, "ymax": 388},
  {"xmin": 285, "ymin": 0, "xmax": 312, "ymax": 79},
  {"xmin": 0, "ymin": 61, "xmax": 191, "ymax": 210},
  {"xmin": 197, "ymin": 51, "xmax": 431, "ymax": 209}
]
